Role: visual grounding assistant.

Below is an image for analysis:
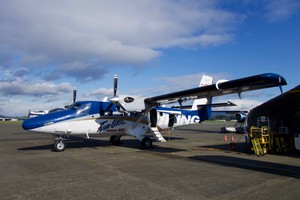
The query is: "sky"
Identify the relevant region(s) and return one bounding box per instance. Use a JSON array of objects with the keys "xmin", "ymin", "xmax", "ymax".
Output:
[{"xmin": 0, "ymin": 0, "xmax": 300, "ymax": 117}]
